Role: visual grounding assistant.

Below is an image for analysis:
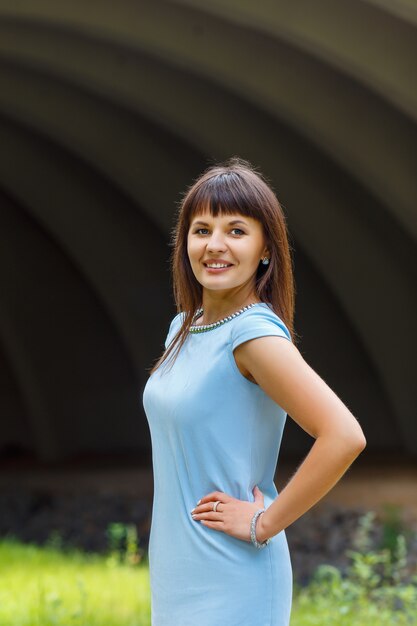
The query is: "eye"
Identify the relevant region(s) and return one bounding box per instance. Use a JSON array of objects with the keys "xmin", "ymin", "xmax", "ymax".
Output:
[{"xmin": 193, "ymin": 228, "xmax": 245, "ymax": 236}]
